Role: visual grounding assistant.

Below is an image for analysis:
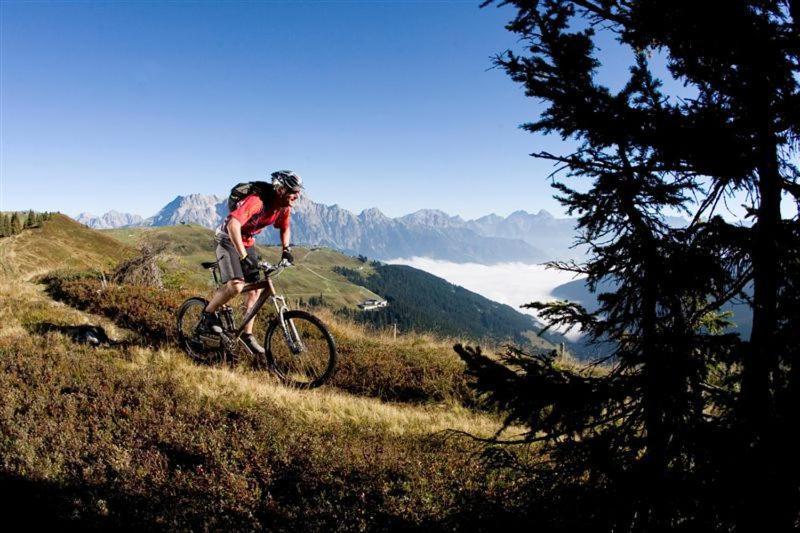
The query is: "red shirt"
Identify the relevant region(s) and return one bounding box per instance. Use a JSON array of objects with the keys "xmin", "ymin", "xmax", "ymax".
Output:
[{"xmin": 227, "ymin": 194, "xmax": 290, "ymax": 247}]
